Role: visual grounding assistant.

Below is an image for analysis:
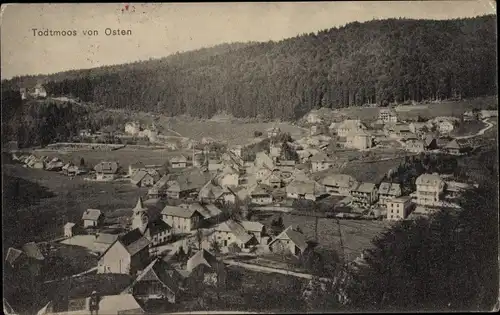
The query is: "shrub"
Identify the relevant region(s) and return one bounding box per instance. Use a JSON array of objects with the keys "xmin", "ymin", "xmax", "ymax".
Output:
[{"xmin": 228, "ymin": 242, "xmax": 241, "ymax": 253}]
